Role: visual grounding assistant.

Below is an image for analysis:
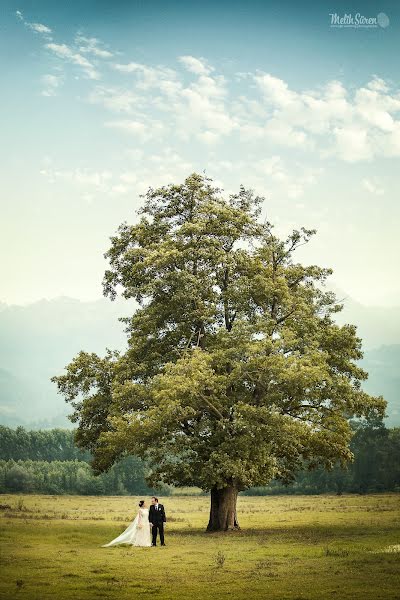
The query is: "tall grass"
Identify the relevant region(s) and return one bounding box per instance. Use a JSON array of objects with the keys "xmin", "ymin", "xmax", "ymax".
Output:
[{"xmin": 0, "ymin": 493, "xmax": 399, "ymax": 599}]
